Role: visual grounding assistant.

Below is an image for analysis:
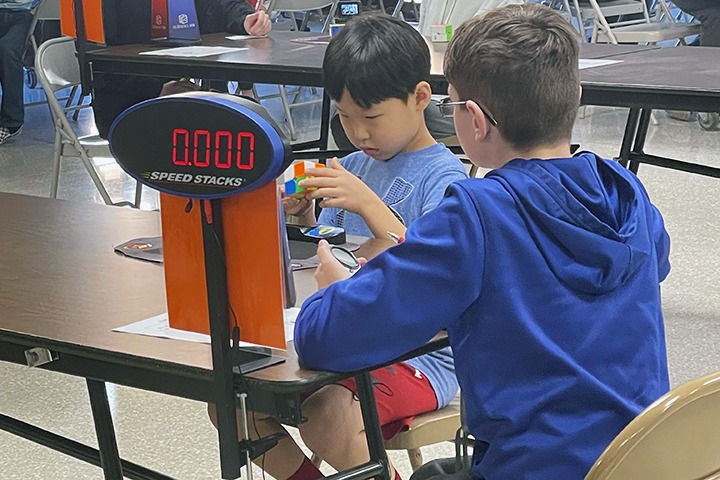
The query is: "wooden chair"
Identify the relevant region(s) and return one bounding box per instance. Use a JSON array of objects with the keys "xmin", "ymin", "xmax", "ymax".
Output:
[
  {"xmin": 384, "ymin": 402, "xmax": 462, "ymax": 471},
  {"xmin": 585, "ymin": 370, "xmax": 720, "ymax": 480},
  {"xmin": 311, "ymin": 395, "xmax": 463, "ymax": 472}
]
